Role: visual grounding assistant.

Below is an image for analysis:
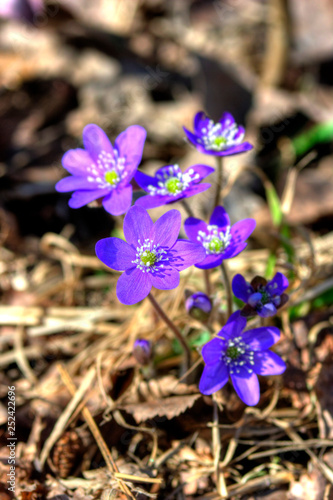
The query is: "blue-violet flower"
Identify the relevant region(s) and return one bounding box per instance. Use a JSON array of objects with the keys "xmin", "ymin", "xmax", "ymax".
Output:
[
  {"xmin": 0, "ymin": 0, "xmax": 43, "ymax": 22},
  {"xmin": 184, "ymin": 206, "xmax": 256, "ymax": 269},
  {"xmin": 185, "ymin": 292, "xmax": 212, "ymax": 322},
  {"xmin": 134, "ymin": 164, "xmax": 214, "ymax": 209},
  {"xmin": 232, "ymin": 273, "xmax": 289, "ymax": 318},
  {"xmin": 95, "ymin": 205, "xmax": 206, "ymax": 305},
  {"xmin": 183, "ymin": 111, "xmax": 253, "ymax": 156},
  {"xmin": 199, "ymin": 311, "xmax": 286, "ymax": 406},
  {"xmin": 56, "ymin": 124, "xmax": 146, "ymax": 216}
]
